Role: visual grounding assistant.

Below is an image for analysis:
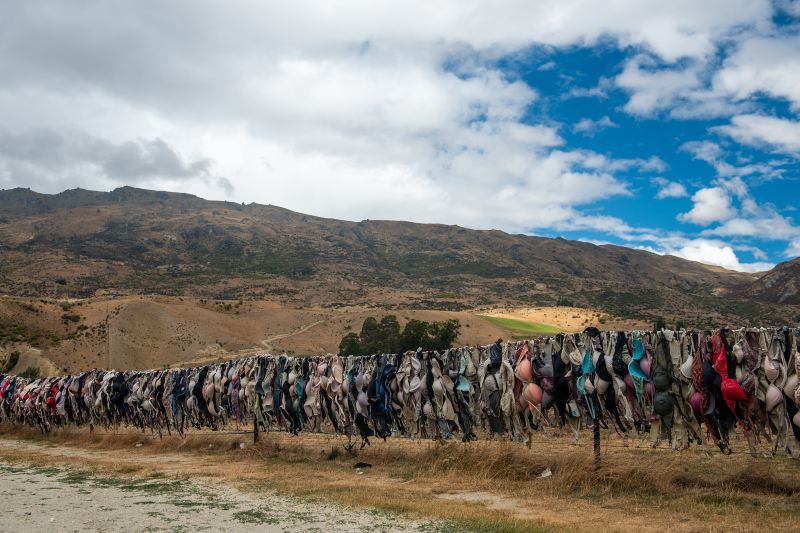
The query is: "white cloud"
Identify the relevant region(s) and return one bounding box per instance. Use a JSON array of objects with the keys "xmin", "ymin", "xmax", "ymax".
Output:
[
  {"xmin": 0, "ymin": 126, "xmax": 226, "ymax": 194},
  {"xmin": 713, "ymin": 35, "xmax": 800, "ymax": 110},
  {"xmin": 652, "ymin": 178, "xmax": 688, "ymax": 199},
  {"xmin": 736, "ymin": 244, "xmax": 768, "ymax": 261},
  {"xmin": 0, "ymin": 31, "xmax": 637, "ymax": 232},
  {"xmin": 614, "ymin": 33, "xmax": 800, "ymax": 122},
  {"xmin": 563, "ymin": 77, "xmax": 614, "ymax": 99},
  {"xmin": 776, "ymin": 0, "xmax": 800, "ymax": 16},
  {"xmin": 787, "ymin": 238, "xmax": 800, "ymax": 257},
  {"xmin": 715, "ymin": 114, "xmax": 800, "ymax": 154},
  {"xmin": 681, "ymin": 140, "xmax": 723, "ymax": 164},
  {"xmin": 614, "ymin": 33, "xmax": 800, "ymax": 121},
  {"xmin": 670, "ymin": 153, "xmax": 800, "ymax": 261},
  {"xmin": 678, "ymin": 187, "xmax": 737, "ymax": 225},
  {"xmin": 0, "ymin": 0, "xmax": 793, "ymax": 270},
  {"xmin": 538, "ymin": 61, "xmax": 556, "ymax": 71},
  {"xmin": 612, "ymin": 29, "xmax": 800, "ymax": 121},
  {"xmin": 572, "ymin": 116, "xmax": 617, "ymax": 135},
  {"xmin": 9, "ymin": 0, "xmax": 766, "ymax": 233},
  {"xmin": 702, "ymin": 208, "xmax": 800, "ymax": 246},
  {"xmin": 664, "ymin": 238, "xmax": 773, "ymax": 272},
  {"xmin": 616, "ymin": 56, "xmax": 702, "ymax": 116},
  {"xmin": 617, "ymin": 231, "xmax": 776, "ymax": 272},
  {"xmin": 681, "ymin": 140, "xmax": 788, "ymax": 184},
  {"xmin": 615, "ymin": 55, "xmax": 752, "ymax": 118}
]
